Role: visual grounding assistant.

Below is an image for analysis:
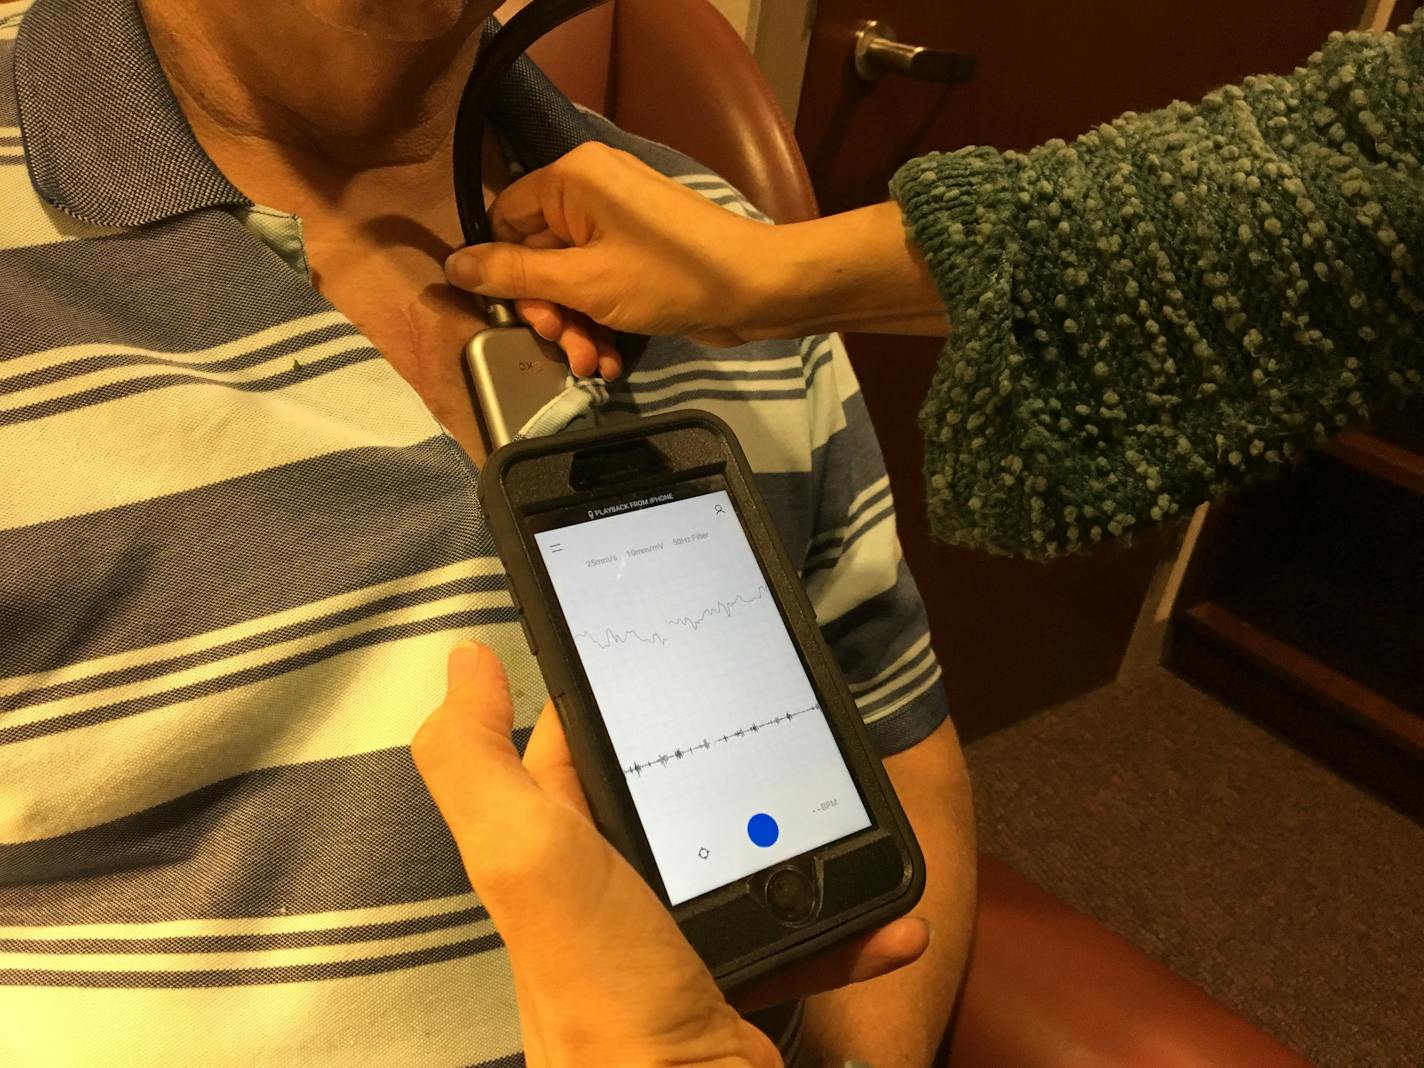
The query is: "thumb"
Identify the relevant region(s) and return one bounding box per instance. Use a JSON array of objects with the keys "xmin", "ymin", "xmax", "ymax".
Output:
[
  {"xmin": 444, "ymin": 640, "xmax": 504, "ymax": 700},
  {"xmin": 445, "ymin": 243, "xmax": 586, "ymax": 308},
  {"xmin": 412, "ymin": 642, "xmax": 529, "ymax": 831}
]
